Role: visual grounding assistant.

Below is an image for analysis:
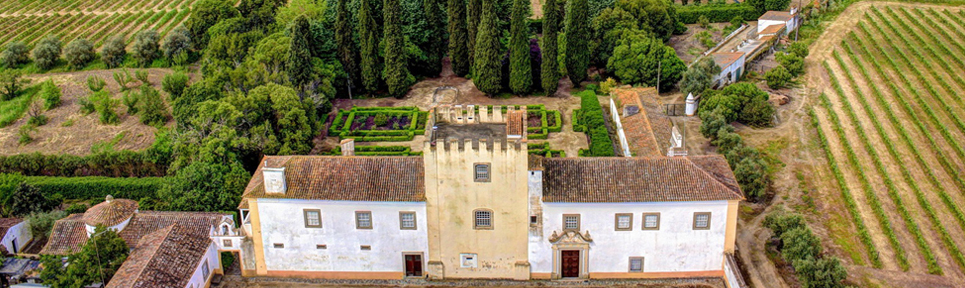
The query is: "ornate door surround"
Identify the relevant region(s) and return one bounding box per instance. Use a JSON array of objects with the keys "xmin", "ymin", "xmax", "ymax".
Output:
[{"xmin": 549, "ymin": 230, "xmax": 592, "ymax": 279}]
